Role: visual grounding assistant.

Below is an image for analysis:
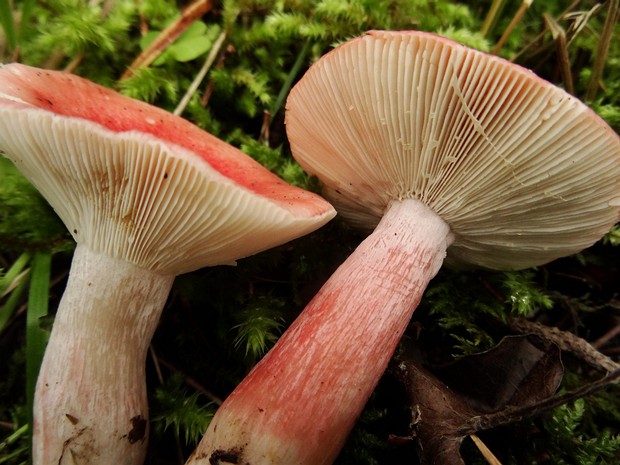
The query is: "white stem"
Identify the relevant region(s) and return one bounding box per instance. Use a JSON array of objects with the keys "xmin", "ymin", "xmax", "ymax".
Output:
[
  {"xmin": 33, "ymin": 244, "xmax": 175, "ymax": 465},
  {"xmin": 187, "ymin": 199, "xmax": 453, "ymax": 465}
]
